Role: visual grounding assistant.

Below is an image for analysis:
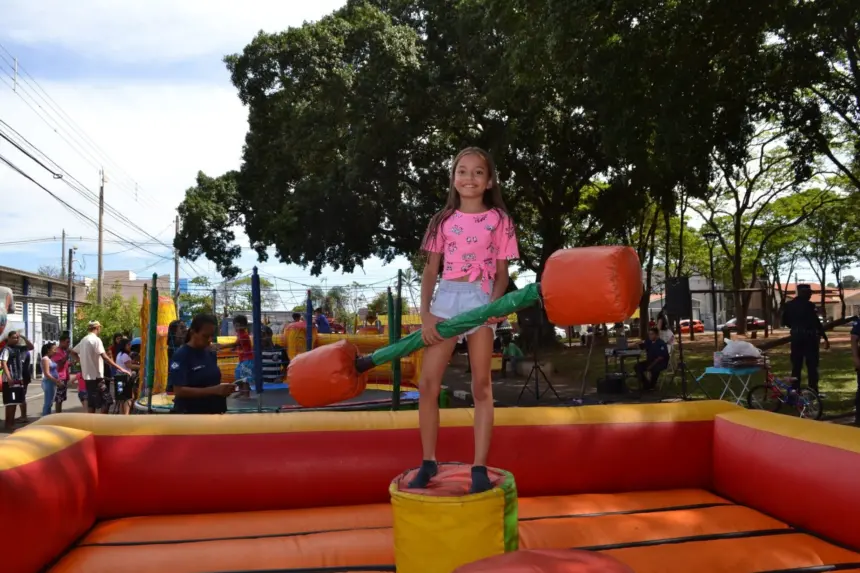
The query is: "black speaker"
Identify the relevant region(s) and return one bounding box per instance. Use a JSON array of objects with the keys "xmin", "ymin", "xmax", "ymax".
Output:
[
  {"xmin": 516, "ymin": 304, "xmax": 547, "ymax": 328},
  {"xmin": 665, "ymin": 277, "xmax": 692, "ymax": 318}
]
